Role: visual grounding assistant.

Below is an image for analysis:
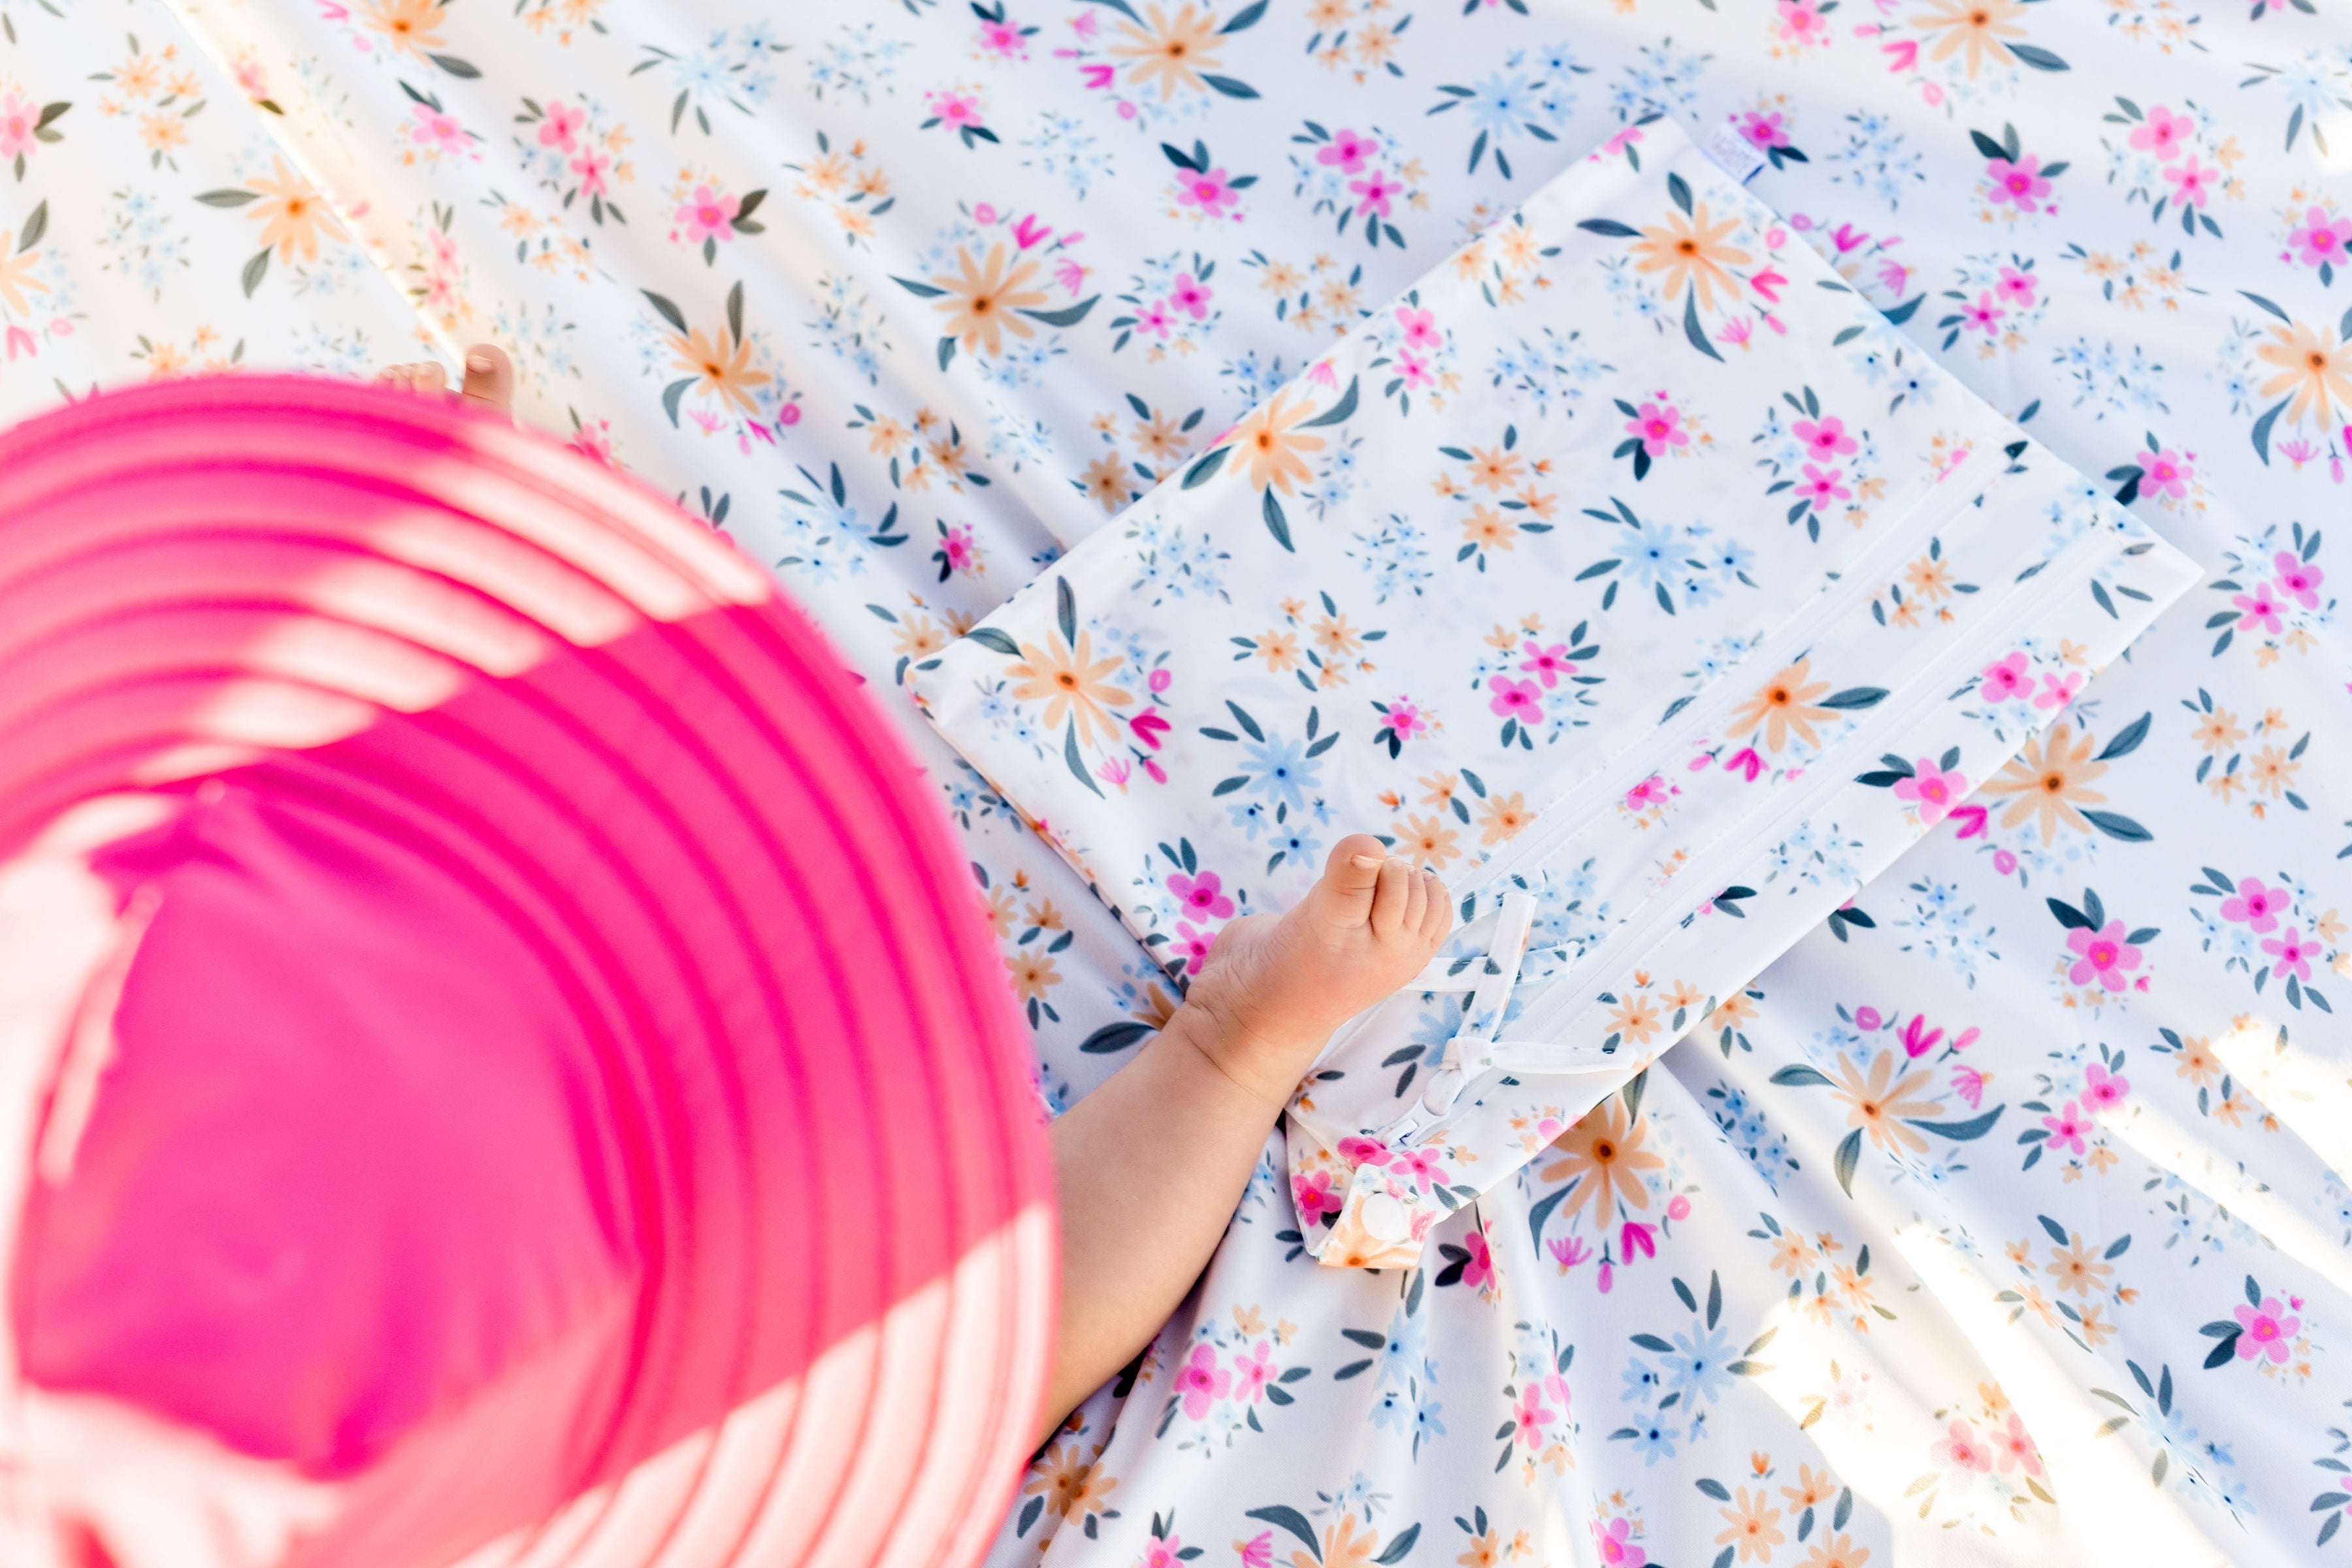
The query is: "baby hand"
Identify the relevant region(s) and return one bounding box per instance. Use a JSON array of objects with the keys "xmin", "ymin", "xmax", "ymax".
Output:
[
  {"xmin": 1177, "ymin": 832, "xmax": 1451, "ymax": 1110},
  {"xmin": 374, "ymin": 343, "xmax": 515, "ymax": 422}
]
